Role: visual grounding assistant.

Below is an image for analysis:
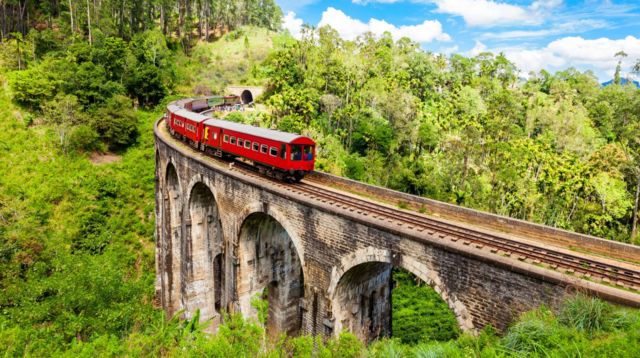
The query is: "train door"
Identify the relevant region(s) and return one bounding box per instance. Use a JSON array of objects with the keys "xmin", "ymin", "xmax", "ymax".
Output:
[{"xmin": 280, "ymin": 144, "xmax": 287, "ymax": 164}]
